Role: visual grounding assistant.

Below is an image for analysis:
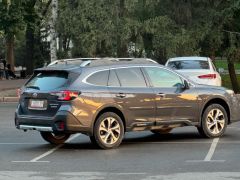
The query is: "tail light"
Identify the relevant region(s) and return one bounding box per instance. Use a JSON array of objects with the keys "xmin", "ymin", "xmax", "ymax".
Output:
[
  {"xmin": 50, "ymin": 90, "xmax": 79, "ymax": 101},
  {"xmin": 198, "ymin": 74, "xmax": 216, "ymax": 79}
]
